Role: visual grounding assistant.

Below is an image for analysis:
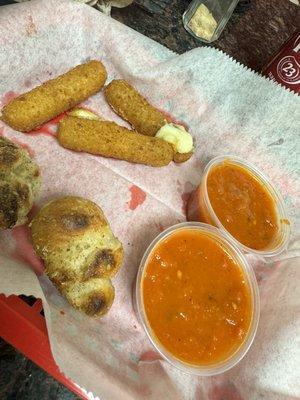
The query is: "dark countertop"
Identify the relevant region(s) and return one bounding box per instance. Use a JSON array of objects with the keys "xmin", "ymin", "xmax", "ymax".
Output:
[
  {"xmin": 0, "ymin": 0, "xmax": 299, "ymax": 399},
  {"xmin": 0, "ymin": 338, "xmax": 78, "ymax": 400},
  {"xmin": 113, "ymin": 0, "xmax": 299, "ymax": 71}
]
